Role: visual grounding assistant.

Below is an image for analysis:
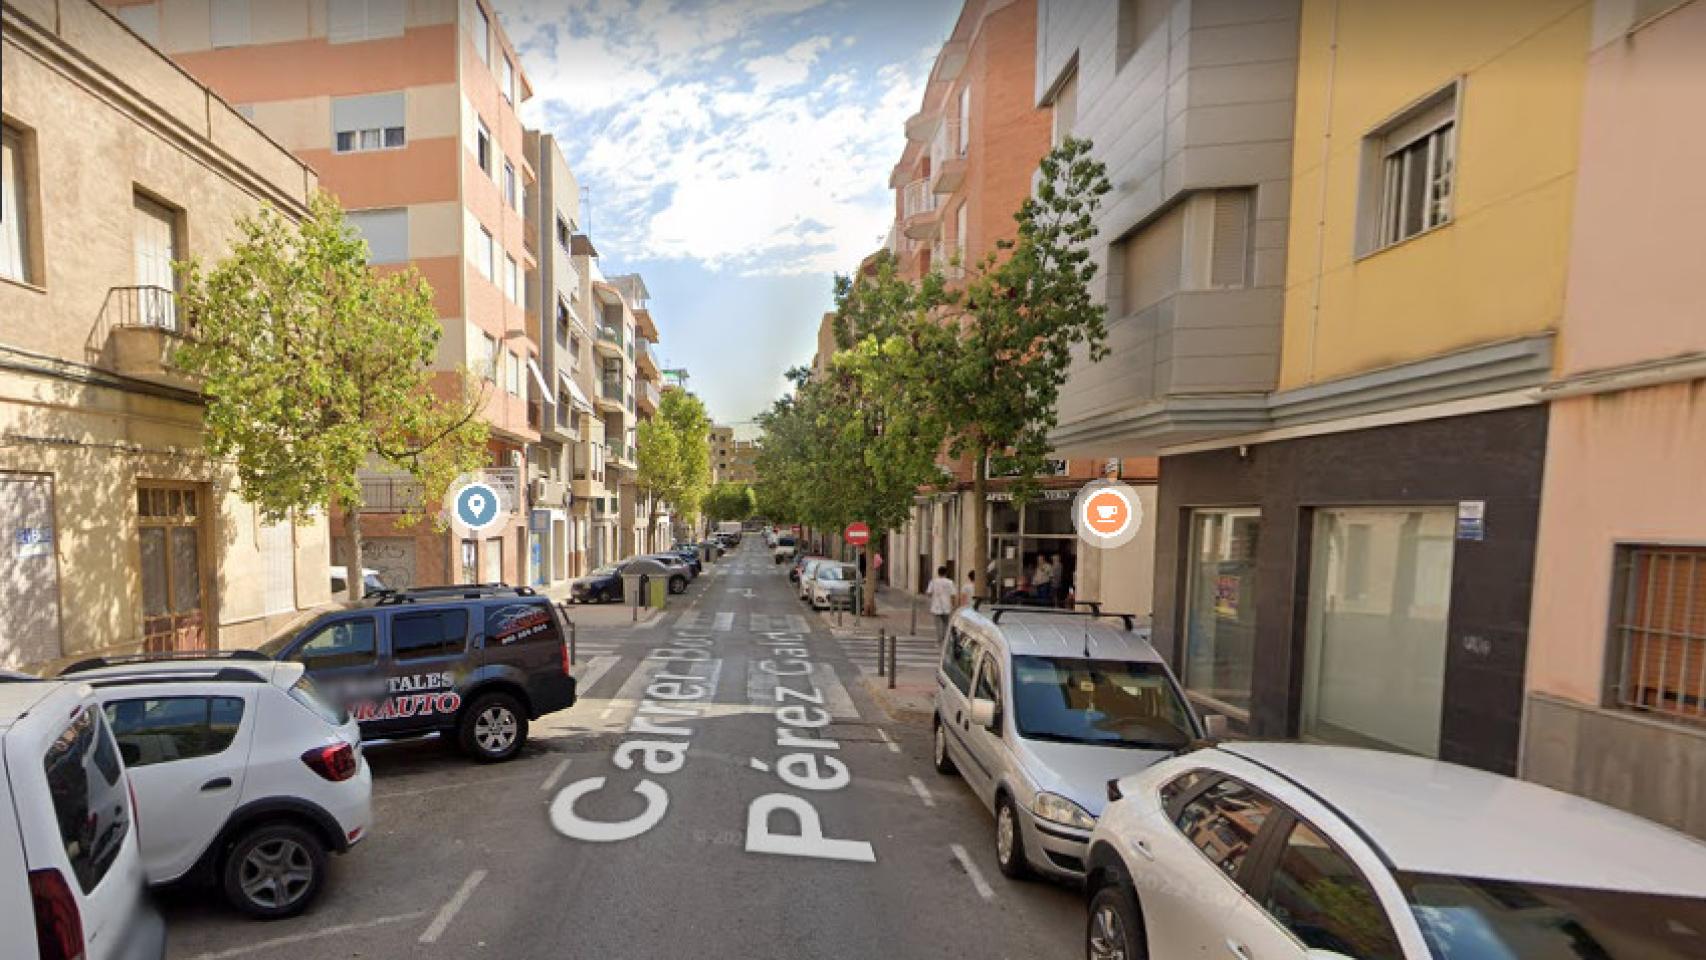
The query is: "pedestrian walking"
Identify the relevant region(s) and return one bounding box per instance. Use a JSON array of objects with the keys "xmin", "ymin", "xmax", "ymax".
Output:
[
  {"xmin": 961, "ymin": 569, "xmax": 978, "ymax": 609},
  {"xmin": 926, "ymin": 566, "xmax": 957, "ymax": 643}
]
